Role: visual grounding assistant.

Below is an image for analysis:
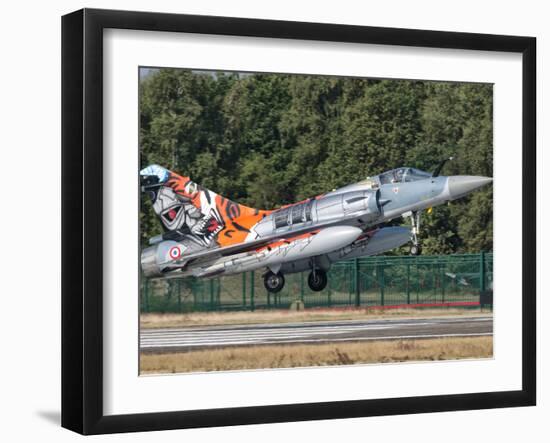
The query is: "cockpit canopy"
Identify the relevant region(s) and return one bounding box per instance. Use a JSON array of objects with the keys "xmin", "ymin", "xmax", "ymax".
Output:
[{"xmin": 376, "ymin": 167, "xmax": 431, "ymax": 185}]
